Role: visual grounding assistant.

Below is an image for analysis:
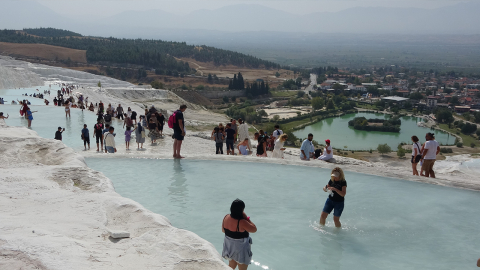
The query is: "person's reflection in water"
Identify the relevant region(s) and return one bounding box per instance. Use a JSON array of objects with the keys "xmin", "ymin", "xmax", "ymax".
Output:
[
  {"xmin": 319, "ymin": 234, "xmax": 344, "ymax": 270},
  {"xmin": 168, "ymin": 159, "xmax": 188, "ymax": 213}
]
